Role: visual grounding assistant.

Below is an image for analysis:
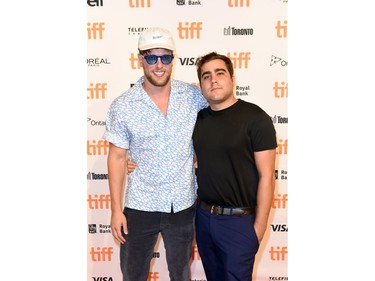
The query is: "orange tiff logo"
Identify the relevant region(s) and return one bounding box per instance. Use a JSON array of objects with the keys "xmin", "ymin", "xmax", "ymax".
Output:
[
  {"xmin": 90, "ymin": 247, "xmax": 114, "ymax": 261},
  {"xmin": 129, "ymin": 0, "xmax": 150, "ymax": 8},
  {"xmin": 147, "ymin": 272, "xmax": 159, "ymax": 281},
  {"xmin": 272, "ymin": 193, "xmax": 288, "ymax": 209},
  {"xmin": 87, "ymin": 83, "xmax": 108, "ymax": 99},
  {"xmin": 227, "ymin": 52, "xmax": 251, "ymax": 69},
  {"xmin": 87, "ymin": 22, "xmax": 105, "ymax": 39},
  {"xmin": 269, "ymin": 246, "xmax": 288, "ymax": 261},
  {"xmin": 228, "ymin": 0, "xmax": 250, "ymax": 7},
  {"xmin": 276, "ymin": 139, "xmax": 288, "ymax": 155},
  {"xmin": 177, "ymin": 22, "xmax": 203, "ymax": 39},
  {"xmin": 273, "ymin": 82, "xmax": 288, "ymax": 98},
  {"xmin": 87, "ymin": 140, "xmax": 109, "ymax": 155},
  {"xmin": 87, "ymin": 194, "xmax": 111, "ymax": 209},
  {"xmin": 275, "ymin": 20, "xmax": 288, "ymax": 38}
]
